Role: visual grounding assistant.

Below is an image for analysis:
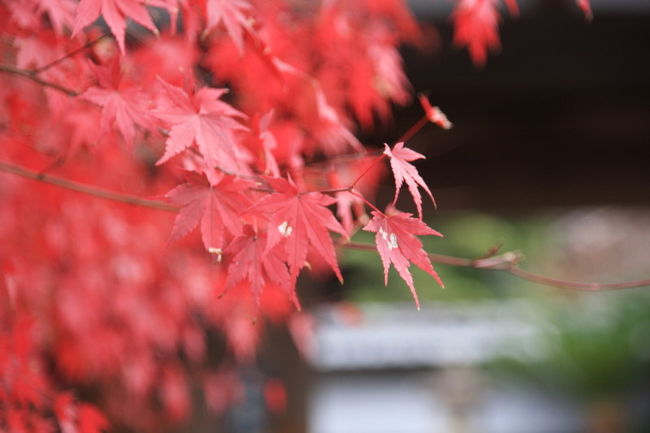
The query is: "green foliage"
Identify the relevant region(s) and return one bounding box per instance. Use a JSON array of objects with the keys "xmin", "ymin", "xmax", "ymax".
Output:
[{"xmin": 489, "ymin": 292, "xmax": 650, "ymax": 399}]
